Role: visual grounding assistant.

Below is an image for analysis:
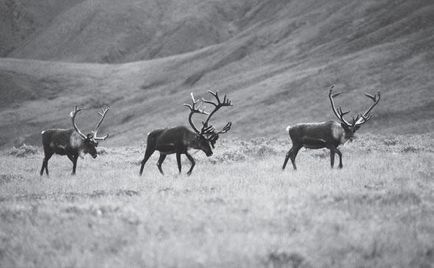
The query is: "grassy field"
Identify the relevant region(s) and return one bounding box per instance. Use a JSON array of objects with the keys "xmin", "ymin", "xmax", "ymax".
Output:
[{"xmin": 0, "ymin": 134, "xmax": 433, "ymax": 267}]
